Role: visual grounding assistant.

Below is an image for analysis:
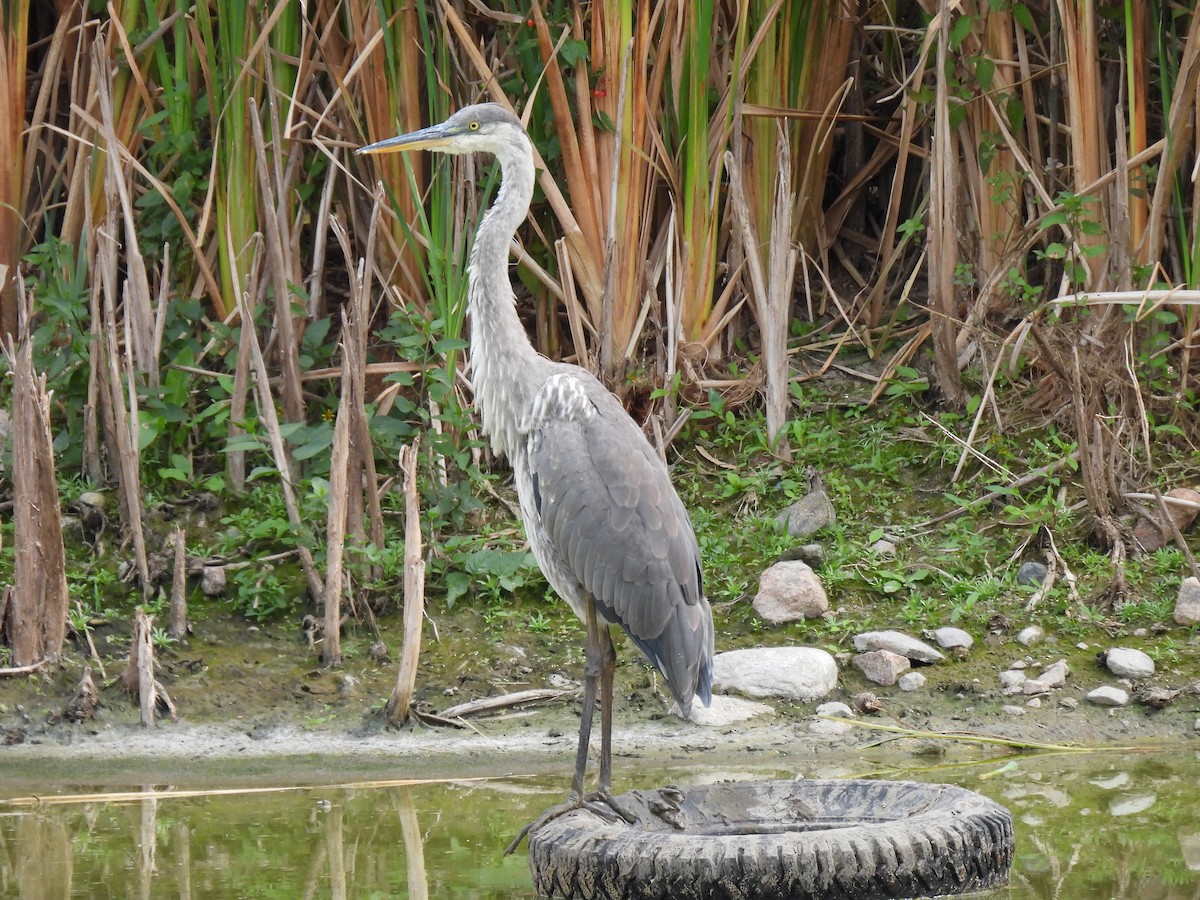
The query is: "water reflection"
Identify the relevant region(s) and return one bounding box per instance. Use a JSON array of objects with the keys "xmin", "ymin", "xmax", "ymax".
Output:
[{"xmin": 0, "ymin": 751, "xmax": 1197, "ymax": 898}]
